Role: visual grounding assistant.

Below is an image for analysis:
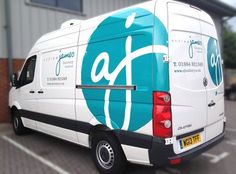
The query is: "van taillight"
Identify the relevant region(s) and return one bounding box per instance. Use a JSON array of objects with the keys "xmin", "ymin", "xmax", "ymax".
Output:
[{"xmin": 153, "ymin": 92, "xmax": 172, "ymax": 138}]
